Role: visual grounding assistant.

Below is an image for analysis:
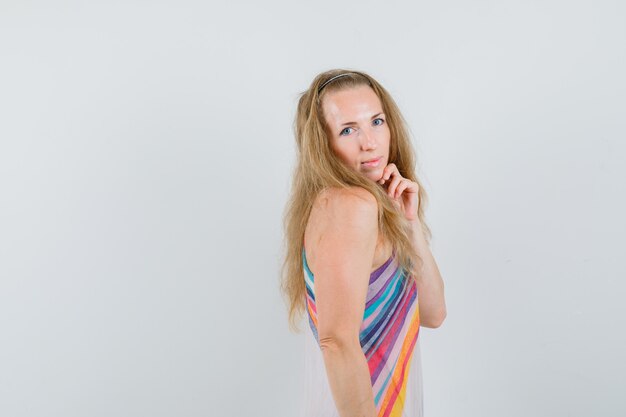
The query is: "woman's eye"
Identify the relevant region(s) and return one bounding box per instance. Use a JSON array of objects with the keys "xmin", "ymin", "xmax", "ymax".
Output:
[
  {"xmin": 373, "ymin": 118, "xmax": 385, "ymax": 126},
  {"xmin": 340, "ymin": 127, "xmax": 353, "ymax": 136}
]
